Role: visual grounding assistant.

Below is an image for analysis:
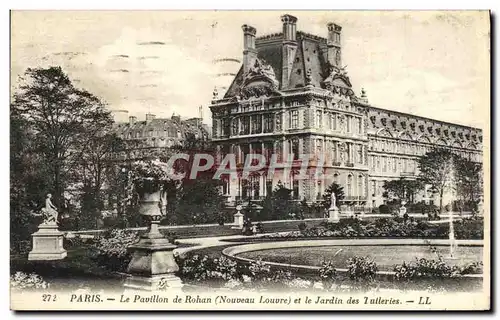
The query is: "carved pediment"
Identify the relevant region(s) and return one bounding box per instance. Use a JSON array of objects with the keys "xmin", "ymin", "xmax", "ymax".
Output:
[
  {"xmin": 239, "ymin": 58, "xmax": 280, "ymax": 99},
  {"xmin": 322, "ymin": 64, "xmax": 354, "ymax": 96}
]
